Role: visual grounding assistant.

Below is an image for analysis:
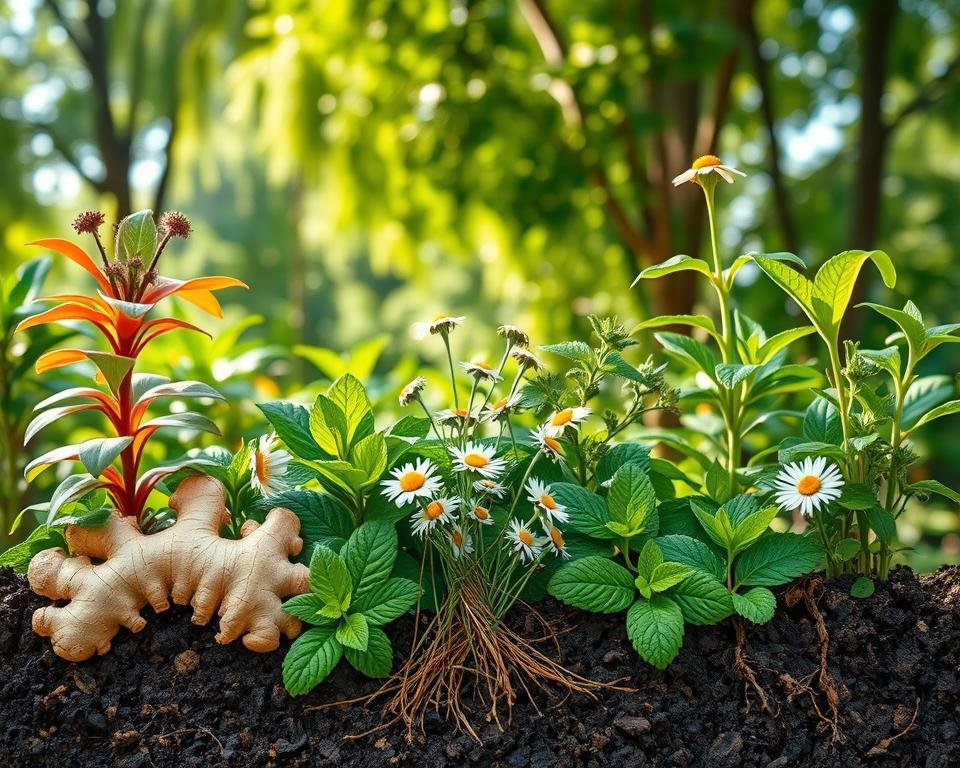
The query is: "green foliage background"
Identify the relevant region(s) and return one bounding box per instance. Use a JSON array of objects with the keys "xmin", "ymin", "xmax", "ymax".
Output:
[{"xmin": 1, "ymin": 0, "xmax": 958, "ymax": 568}]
